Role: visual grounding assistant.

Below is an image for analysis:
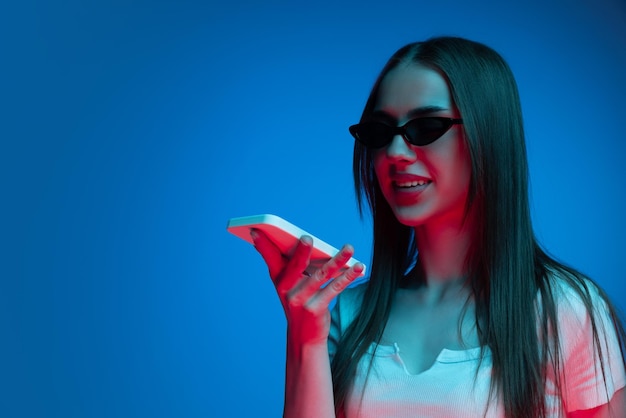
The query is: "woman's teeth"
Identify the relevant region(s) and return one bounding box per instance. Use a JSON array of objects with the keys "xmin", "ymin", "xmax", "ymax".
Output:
[{"xmin": 396, "ymin": 180, "xmax": 428, "ymax": 188}]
